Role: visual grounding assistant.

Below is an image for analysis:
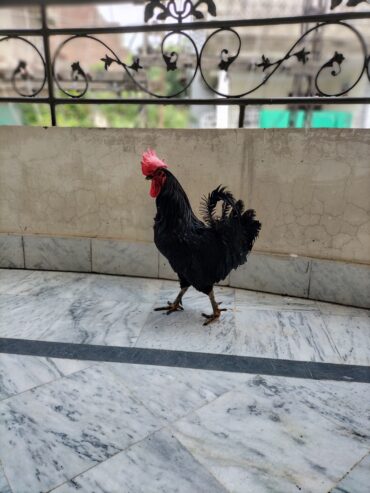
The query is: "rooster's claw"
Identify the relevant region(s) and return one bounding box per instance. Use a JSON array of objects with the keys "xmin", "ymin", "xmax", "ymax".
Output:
[
  {"xmin": 154, "ymin": 301, "xmax": 184, "ymax": 314},
  {"xmin": 201, "ymin": 305, "xmax": 227, "ymax": 326}
]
